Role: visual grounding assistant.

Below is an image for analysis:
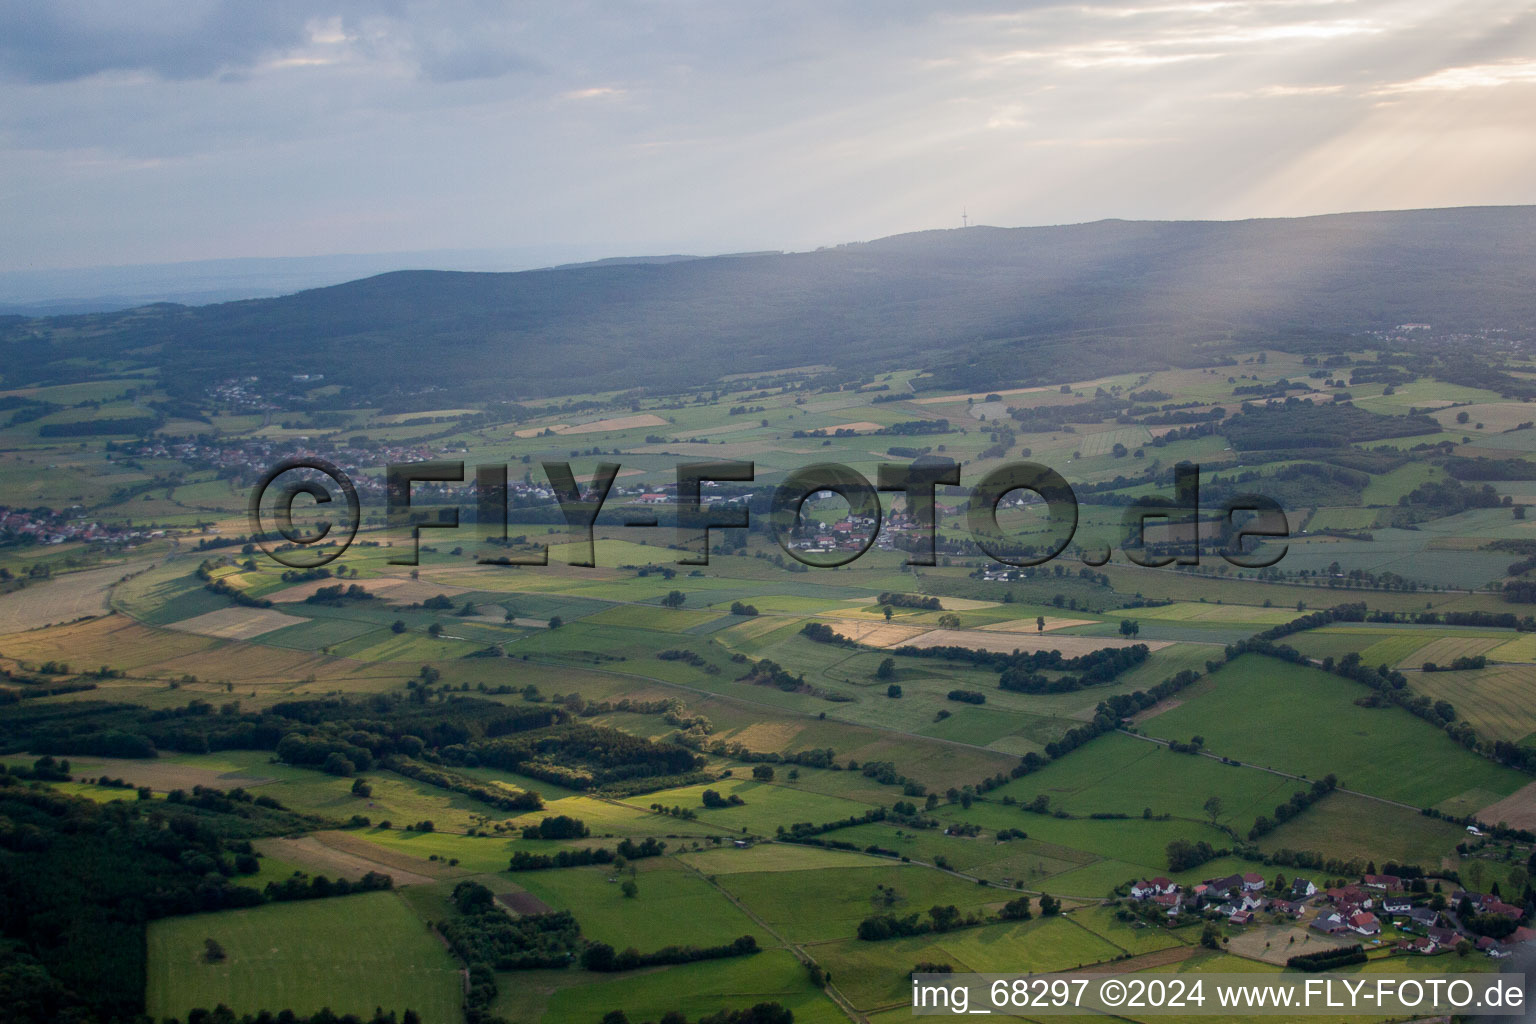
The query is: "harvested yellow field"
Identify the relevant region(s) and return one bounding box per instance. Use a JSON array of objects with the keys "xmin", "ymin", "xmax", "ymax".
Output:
[
  {"xmin": 920, "ymin": 597, "xmax": 997, "ymax": 611},
  {"xmin": 718, "ymin": 719, "xmax": 805, "ymax": 751},
  {"xmin": 1490, "ymin": 634, "xmax": 1536, "ymax": 662},
  {"xmin": 517, "ymin": 413, "xmax": 668, "ymax": 437},
  {"xmin": 374, "ymin": 408, "xmax": 479, "ymax": 423},
  {"xmin": 1478, "ymin": 780, "xmax": 1536, "ymax": 832},
  {"xmin": 68, "ymin": 755, "xmax": 277, "ymax": 792},
  {"xmin": 560, "ymin": 413, "xmax": 668, "ymax": 435},
  {"xmin": 1410, "ymin": 663, "xmax": 1536, "ymax": 744},
  {"xmin": 144, "ymin": 644, "xmax": 344, "ymax": 685},
  {"xmin": 258, "ymin": 833, "xmax": 442, "ymax": 887},
  {"xmin": 164, "ymin": 606, "xmax": 307, "ymax": 640},
  {"xmin": 1398, "ymin": 635, "xmax": 1503, "ymax": 669},
  {"xmin": 0, "ymin": 616, "xmax": 215, "ymax": 672},
  {"xmin": 978, "ymin": 617, "xmax": 1097, "ymax": 633},
  {"xmin": 896, "ymin": 628, "xmax": 1169, "ymax": 656},
  {"xmin": 815, "ymin": 619, "xmax": 929, "ymax": 646},
  {"xmin": 1431, "ymin": 403, "xmax": 1536, "ymax": 433},
  {"xmin": 0, "ymin": 564, "xmax": 123, "ymax": 633},
  {"xmin": 514, "ymin": 422, "xmax": 570, "ymax": 437}
]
